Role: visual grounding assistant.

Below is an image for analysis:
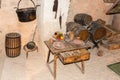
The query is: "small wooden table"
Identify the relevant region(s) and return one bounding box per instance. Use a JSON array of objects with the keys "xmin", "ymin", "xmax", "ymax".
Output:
[{"xmin": 44, "ymin": 41, "xmax": 91, "ymax": 80}]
